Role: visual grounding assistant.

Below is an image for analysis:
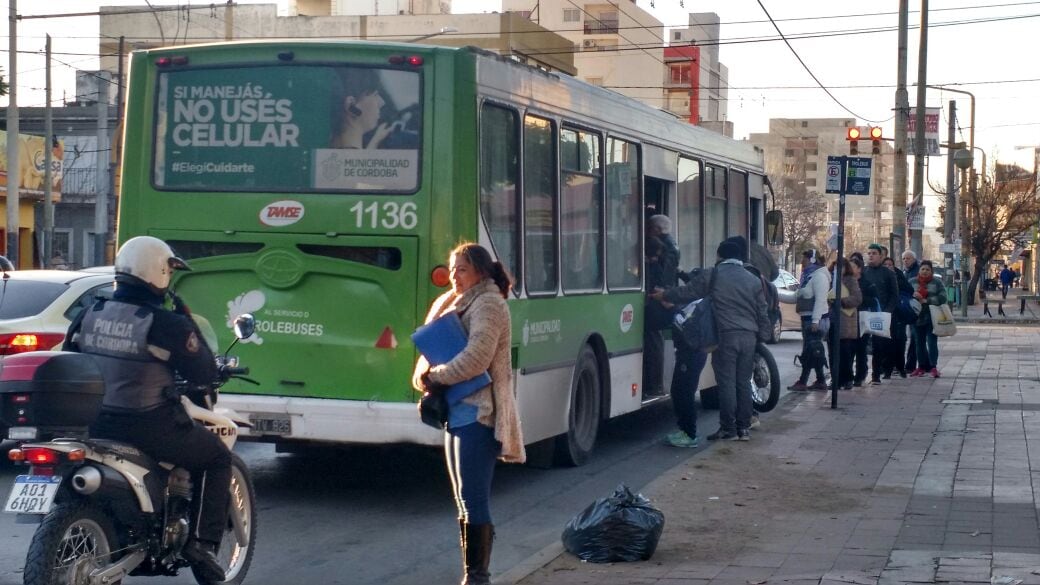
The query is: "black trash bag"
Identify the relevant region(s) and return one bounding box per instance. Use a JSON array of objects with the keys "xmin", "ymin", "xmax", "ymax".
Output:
[{"xmin": 561, "ymin": 484, "xmax": 665, "ymax": 563}]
